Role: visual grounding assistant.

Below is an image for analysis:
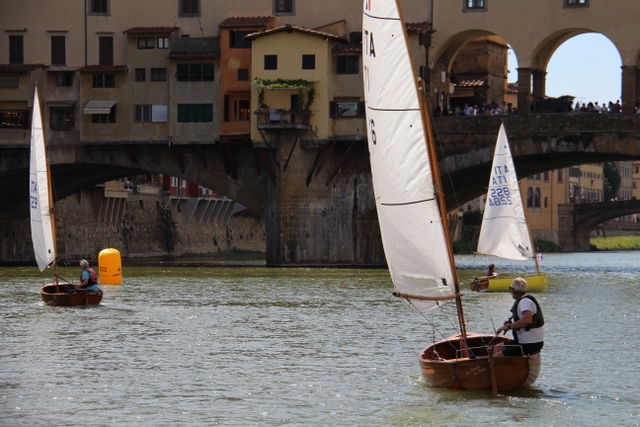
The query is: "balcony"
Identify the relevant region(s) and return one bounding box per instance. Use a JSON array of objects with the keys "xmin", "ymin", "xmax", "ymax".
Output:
[{"xmin": 255, "ymin": 109, "xmax": 312, "ymax": 129}]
